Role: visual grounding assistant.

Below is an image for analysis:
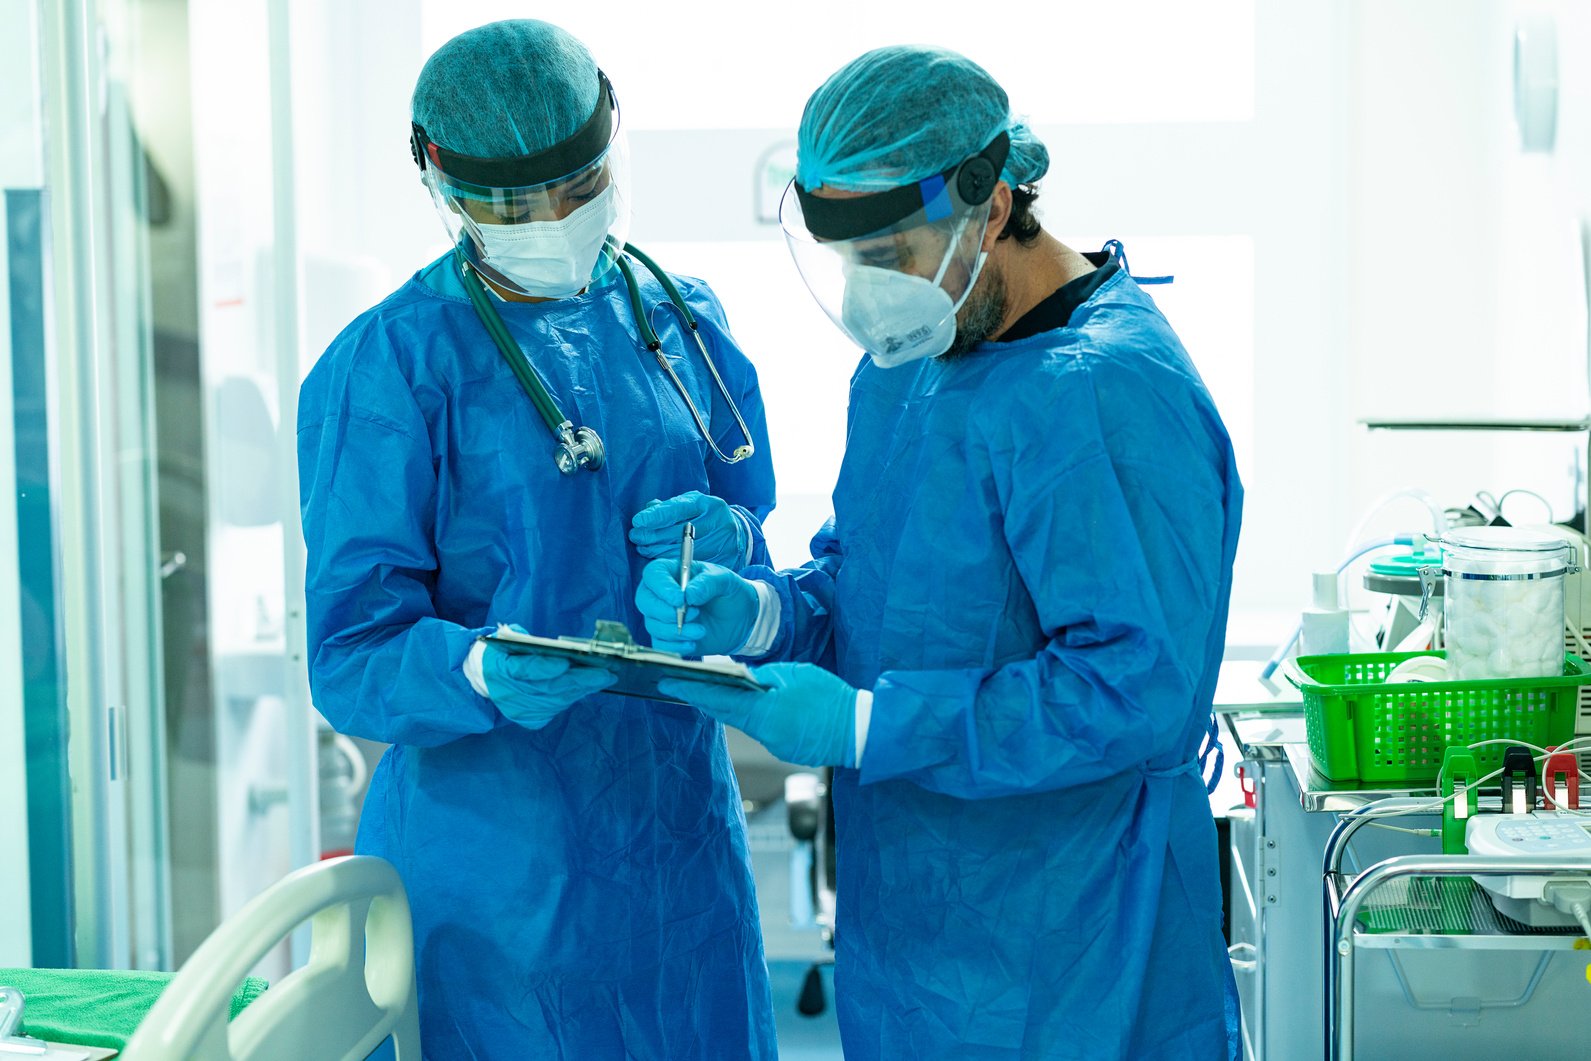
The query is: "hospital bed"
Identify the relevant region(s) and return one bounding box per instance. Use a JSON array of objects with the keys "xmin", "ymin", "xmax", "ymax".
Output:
[
  {"xmin": 3, "ymin": 856, "xmax": 420, "ymax": 1060},
  {"xmin": 122, "ymin": 854, "xmax": 420, "ymax": 1060}
]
